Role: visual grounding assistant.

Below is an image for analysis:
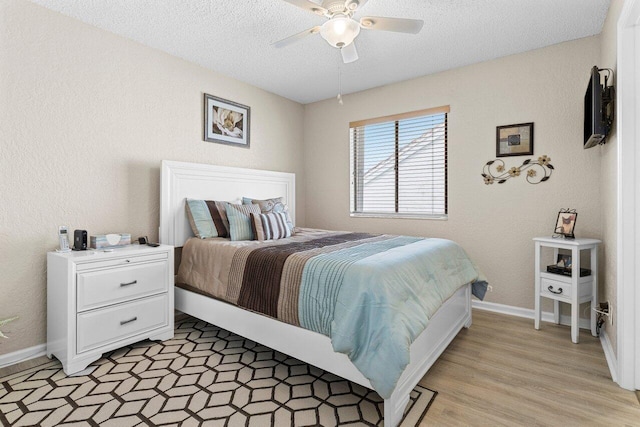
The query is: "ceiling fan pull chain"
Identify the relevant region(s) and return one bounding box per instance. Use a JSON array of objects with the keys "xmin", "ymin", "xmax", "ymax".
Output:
[{"xmin": 337, "ymin": 67, "xmax": 344, "ymax": 105}]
